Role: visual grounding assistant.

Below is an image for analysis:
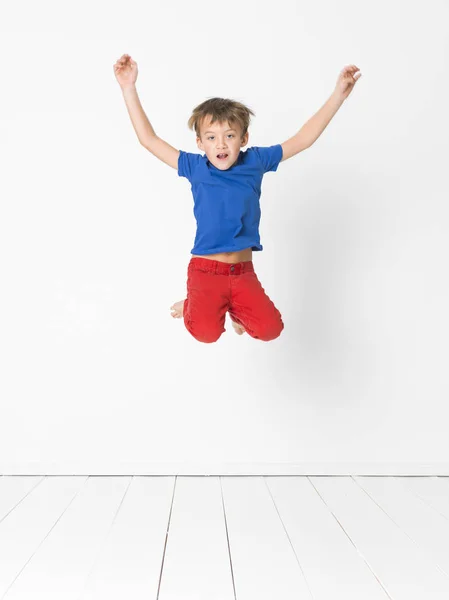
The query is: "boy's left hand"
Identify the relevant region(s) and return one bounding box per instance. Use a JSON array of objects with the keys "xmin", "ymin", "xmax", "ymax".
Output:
[{"xmin": 334, "ymin": 65, "xmax": 362, "ymax": 101}]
